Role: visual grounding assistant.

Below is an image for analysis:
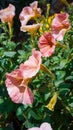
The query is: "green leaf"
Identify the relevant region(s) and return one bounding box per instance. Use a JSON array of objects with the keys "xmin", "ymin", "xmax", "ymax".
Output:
[
  {"xmin": 69, "ymin": 103, "xmax": 73, "ymax": 107},
  {"xmin": 18, "ymin": 50, "xmax": 25, "ymax": 55},
  {"xmin": 44, "ymin": 93, "xmax": 50, "ymax": 101},
  {"xmin": 29, "ymin": 110, "xmax": 42, "ymax": 120},
  {"xmin": 0, "ymin": 98, "xmax": 4, "ymax": 104},
  {"xmin": 56, "ymin": 71, "xmax": 66, "ymax": 80},
  {"xmin": 0, "ymin": 47, "xmax": 4, "ymax": 57},
  {"xmin": 3, "ymin": 51, "xmax": 16, "ymax": 57},
  {"xmin": 54, "ymin": 80, "xmax": 64, "ymax": 87},
  {"xmin": 60, "ymin": 59, "xmax": 67, "ymax": 69},
  {"xmin": 16, "ymin": 107, "xmax": 24, "ymax": 120}
]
